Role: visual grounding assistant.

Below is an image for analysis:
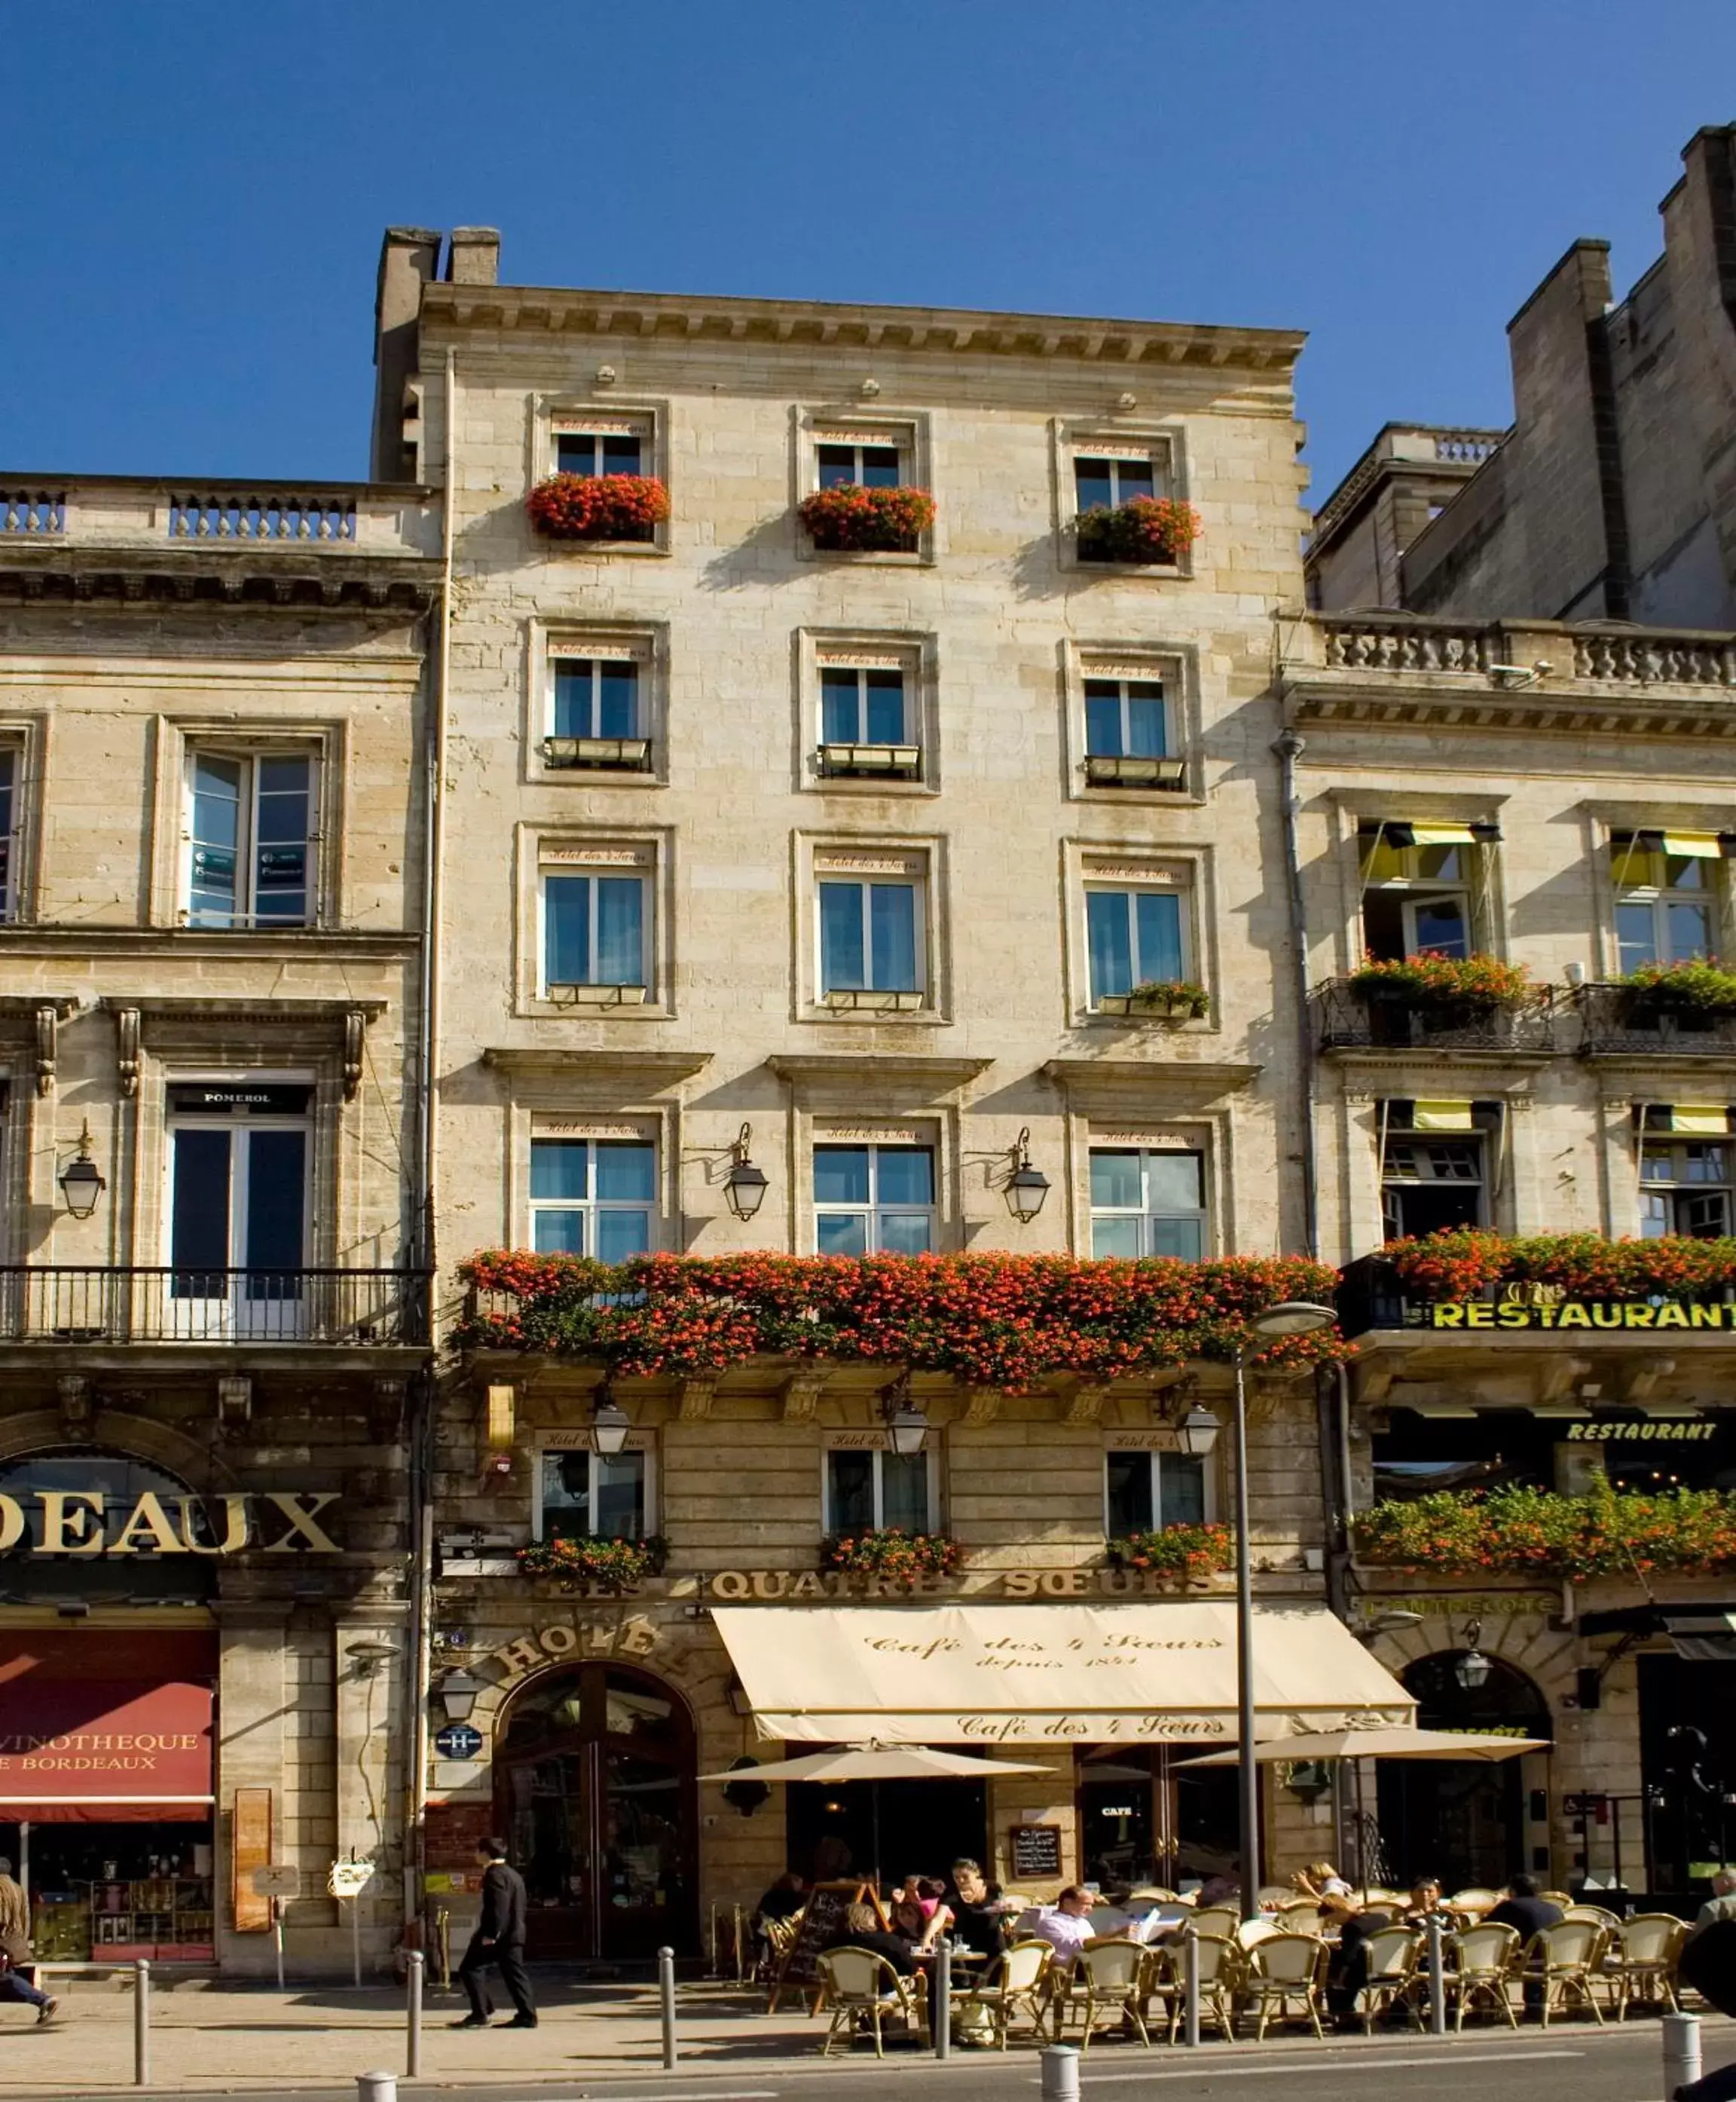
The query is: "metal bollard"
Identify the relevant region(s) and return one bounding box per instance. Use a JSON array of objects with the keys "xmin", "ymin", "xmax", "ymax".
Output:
[
  {"xmin": 1041, "ymin": 2043, "xmax": 1080, "ymax": 2101},
  {"xmin": 934, "ymin": 1940, "xmax": 951, "ymax": 2059},
  {"xmin": 1183, "ymin": 1926, "xmax": 1201, "ymax": 2048},
  {"xmin": 1664, "ymin": 2012, "xmax": 1703, "ymax": 2099},
  {"xmin": 405, "ymin": 1950, "xmax": 423, "ymax": 2078},
  {"xmin": 1426, "ymin": 1912, "xmax": 1447, "ymax": 2037},
  {"xmin": 134, "ymin": 1958, "xmax": 151, "ymax": 2088},
  {"xmin": 356, "ymin": 2076, "xmax": 397, "ymax": 2102},
  {"xmin": 659, "ymin": 1944, "xmax": 677, "ymax": 2070}
]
